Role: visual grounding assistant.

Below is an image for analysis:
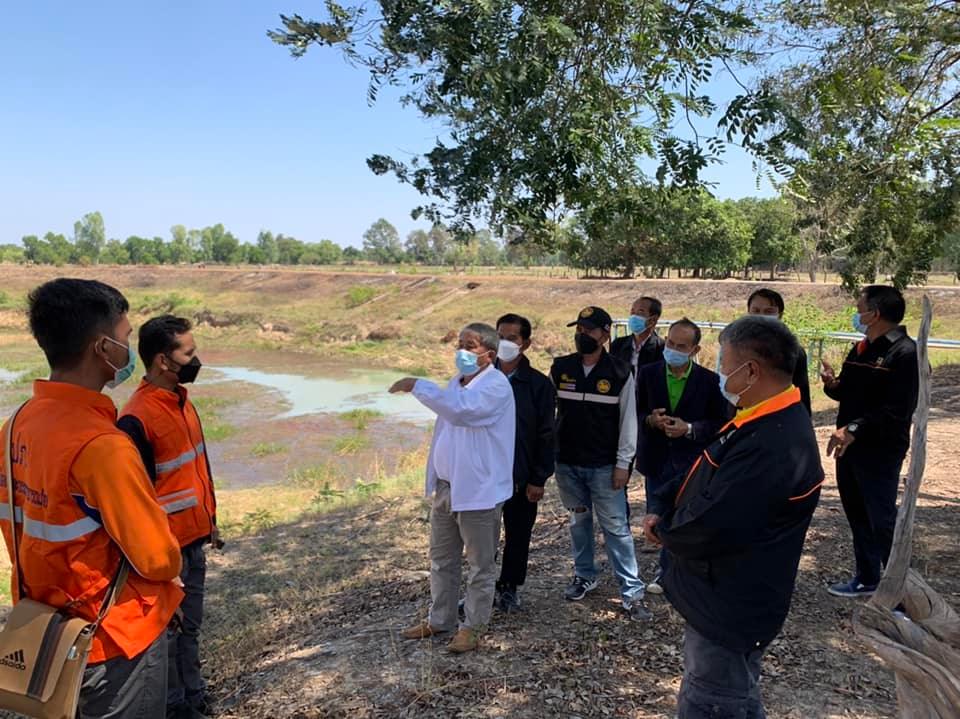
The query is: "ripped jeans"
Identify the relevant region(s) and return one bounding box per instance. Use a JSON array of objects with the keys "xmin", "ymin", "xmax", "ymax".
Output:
[{"xmin": 555, "ymin": 462, "xmax": 646, "ymax": 603}]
